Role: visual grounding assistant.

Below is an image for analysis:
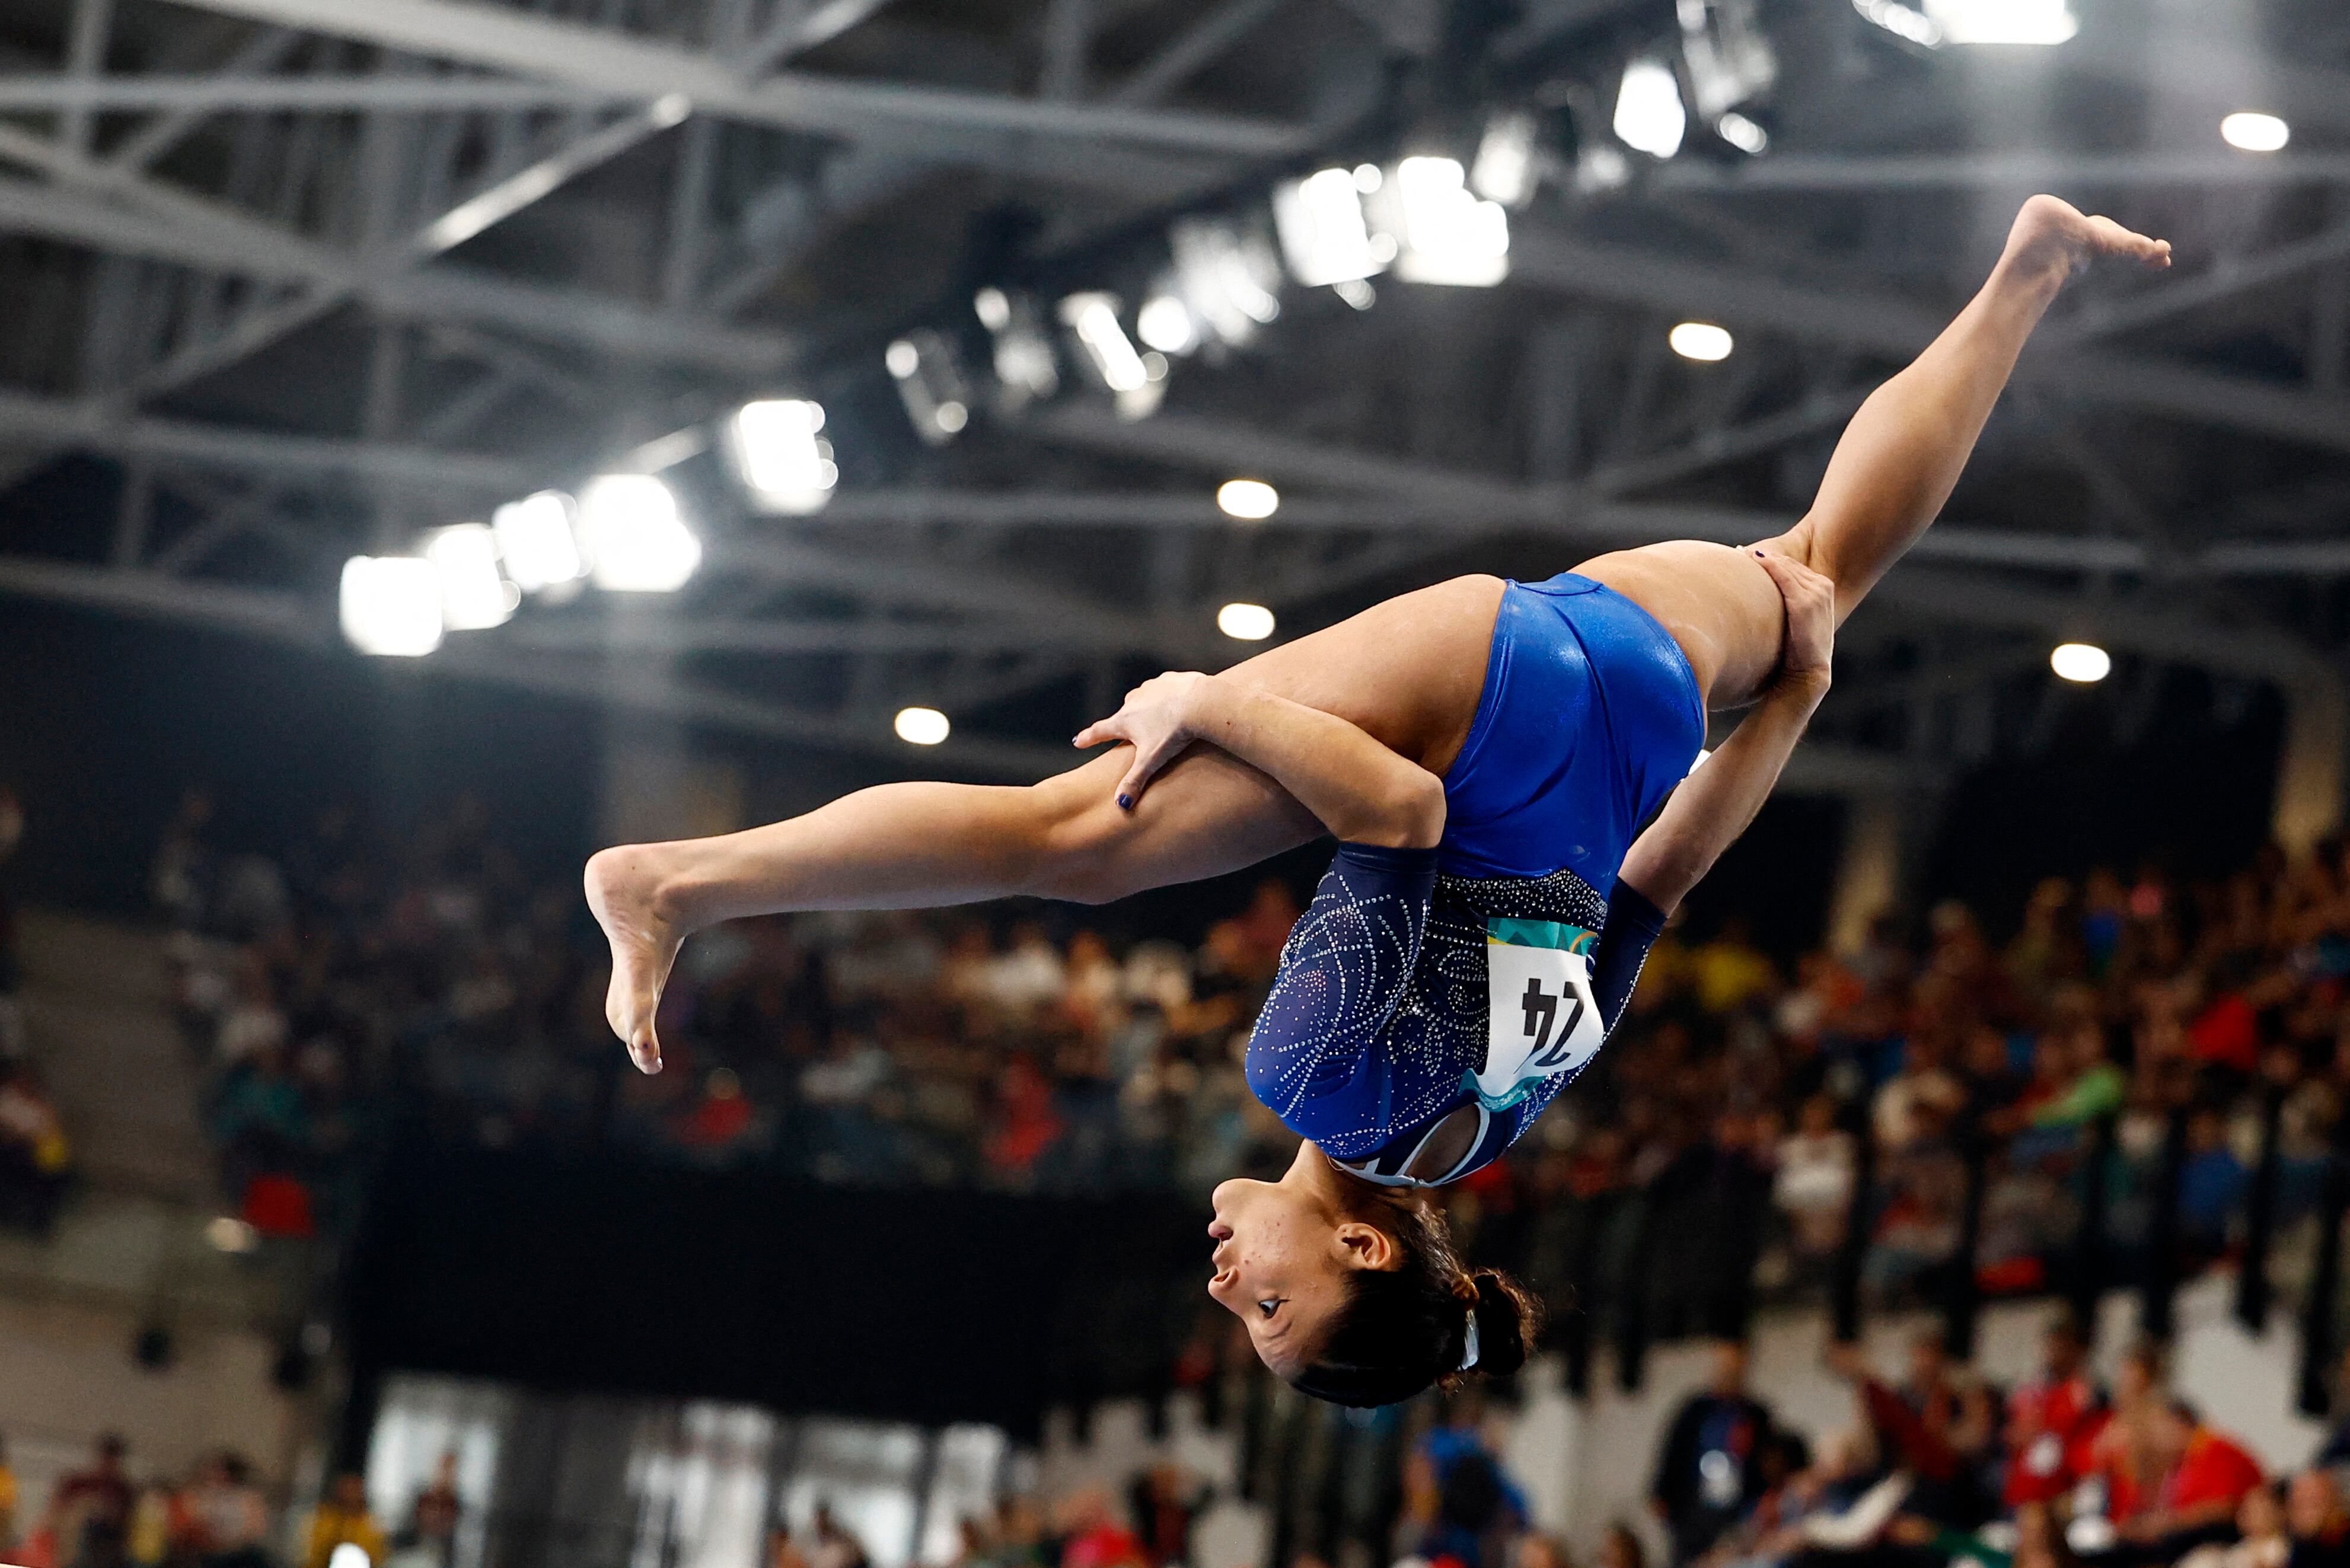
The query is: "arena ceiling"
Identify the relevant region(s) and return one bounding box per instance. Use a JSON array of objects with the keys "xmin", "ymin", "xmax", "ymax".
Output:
[{"xmin": 0, "ymin": 0, "xmax": 2346, "ymax": 791}]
